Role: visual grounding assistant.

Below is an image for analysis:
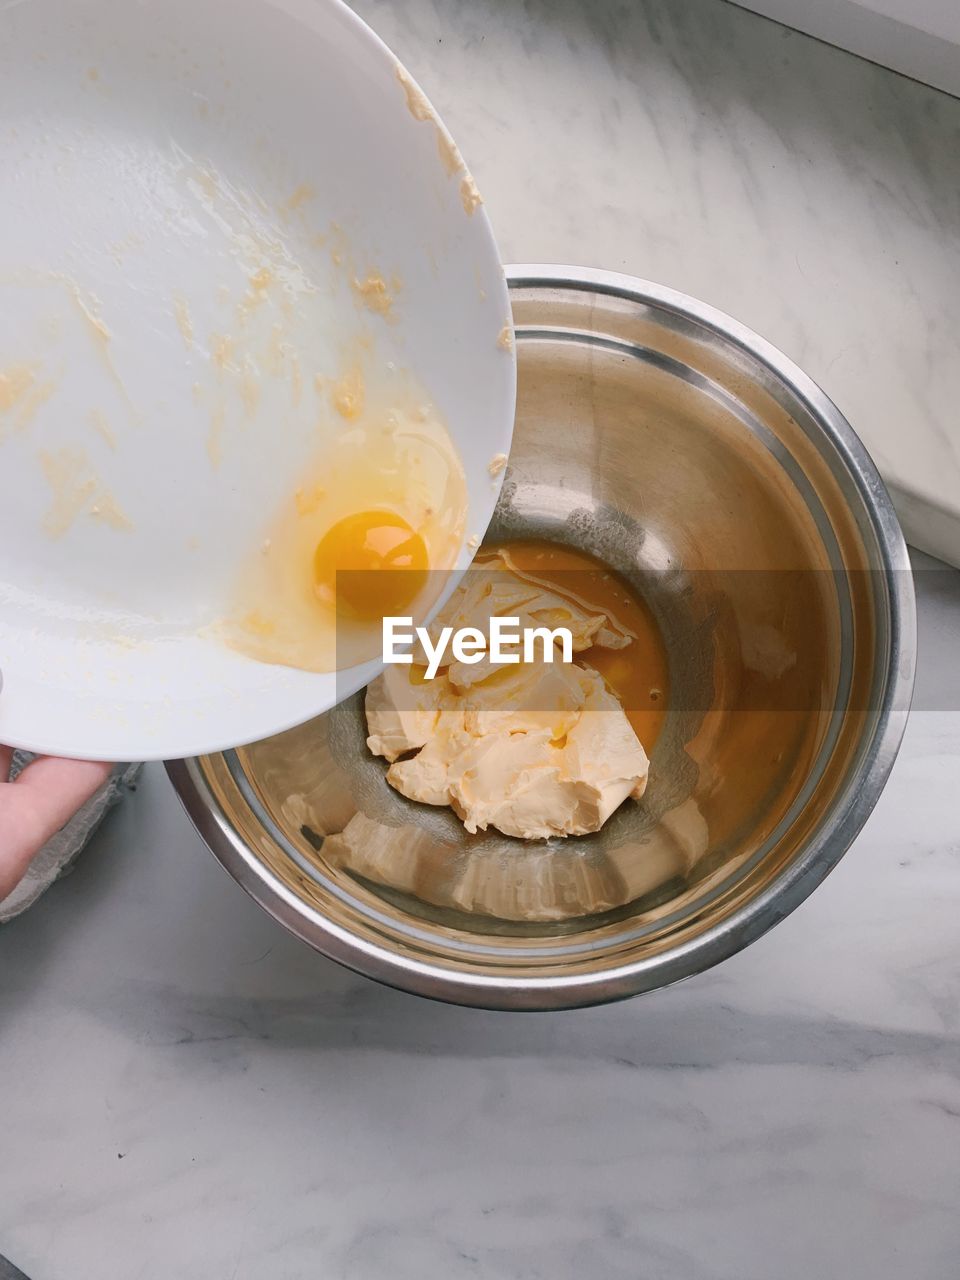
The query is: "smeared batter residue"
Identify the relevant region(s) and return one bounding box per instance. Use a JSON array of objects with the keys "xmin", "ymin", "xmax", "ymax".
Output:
[
  {"xmin": 55, "ymin": 274, "xmax": 138, "ymax": 416},
  {"xmin": 210, "ymin": 333, "xmax": 234, "ymax": 373},
  {"xmin": 396, "ymin": 64, "xmax": 433, "ymax": 122},
  {"xmin": 460, "ymin": 174, "xmax": 483, "ymax": 215},
  {"xmin": 240, "ymin": 610, "xmax": 276, "ymax": 638},
  {"xmin": 497, "ymin": 324, "xmax": 513, "ymax": 351},
  {"xmin": 173, "ymin": 294, "xmax": 194, "ymax": 348},
  {"xmin": 40, "ymin": 454, "xmax": 97, "ymax": 538},
  {"xmin": 0, "ymin": 364, "xmax": 56, "ymax": 436},
  {"xmin": 249, "ymin": 267, "xmax": 273, "ymax": 293},
  {"xmin": 240, "ymin": 358, "xmax": 260, "ymax": 418},
  {"xmin": 294, "ymin": 484, "xmax": 326, "ymax": 516},
  {"xmin": 237, "ymin": 267, "xmax": 273, "ymax": 323},
  {"xmin": 88, "ymin": 409, "xmax": 116, "ymax": 450},
  {"xmin": 436, "ymin": 128, "xmax": 464, "ymax": 177},
  {"xmin": 331, "ymin": 365, "xmax": 365, "ymax": 421},
  {"xmin": 488, "ymin": 452, "xmax": 508, "ymax": 477},
  {"xmin": 22, "ymin": 379, "xmax": 55, "ymax": 428},
  {"xmin": 189, "ymin": 167, "xmax": 219, "ymax": 203},
  {"xmin": 66, "ymin": 279, "xmax": 110, "ymax": 344},
  {"xmin": 89, "ymin": 494, "xmax": 133, "ymax": 531},
  {"xmin": 353, "ymin": 272, "xmax": 397, "ymax": 317},
  {"xmin": 39, "ymin": 447, "xmax": 132, "ymax": 538},
  {"xmin": 0, "ymin": 365, "xmax": 37, "ymax": 414},
  {"xmin": 283, "ymin": 184, "xmax": 316, "ymax": 214},
  {"xmin": 395, "ymin": 63, "xmax": 481, "ymax": 207}
]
